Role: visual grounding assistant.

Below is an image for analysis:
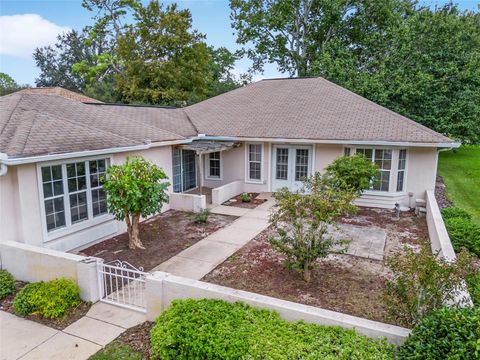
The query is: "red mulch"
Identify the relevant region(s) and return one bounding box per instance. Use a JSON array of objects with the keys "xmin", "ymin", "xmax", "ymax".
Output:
[
  {"xmin": 1, "ymin": 281, "xmax": 91, "ymax": 330},
  {"xmin": 223, "ymin": 192, "xmax": 267, "ymax": 209},
  {"xmin": 80, "ymin": 210, "xmax": 236, "ymax": 271}
]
